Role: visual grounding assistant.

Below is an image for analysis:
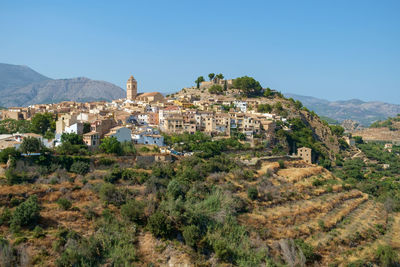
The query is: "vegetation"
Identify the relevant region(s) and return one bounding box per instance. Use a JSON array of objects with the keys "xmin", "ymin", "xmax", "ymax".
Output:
[
  {"xmin": 195, "ymin": 76, "xmax": 205, "ymax": 89},
  {"xmin": 233, "ymin": 76, "xmax": 263, "ymax": 97},
  {"xmin": 208, "ymin": 84, "xmax": 224, "ymax": 94},
  {"xmin": 99, "ymin": 137, "xmax": 122, "ymax": 155}
]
